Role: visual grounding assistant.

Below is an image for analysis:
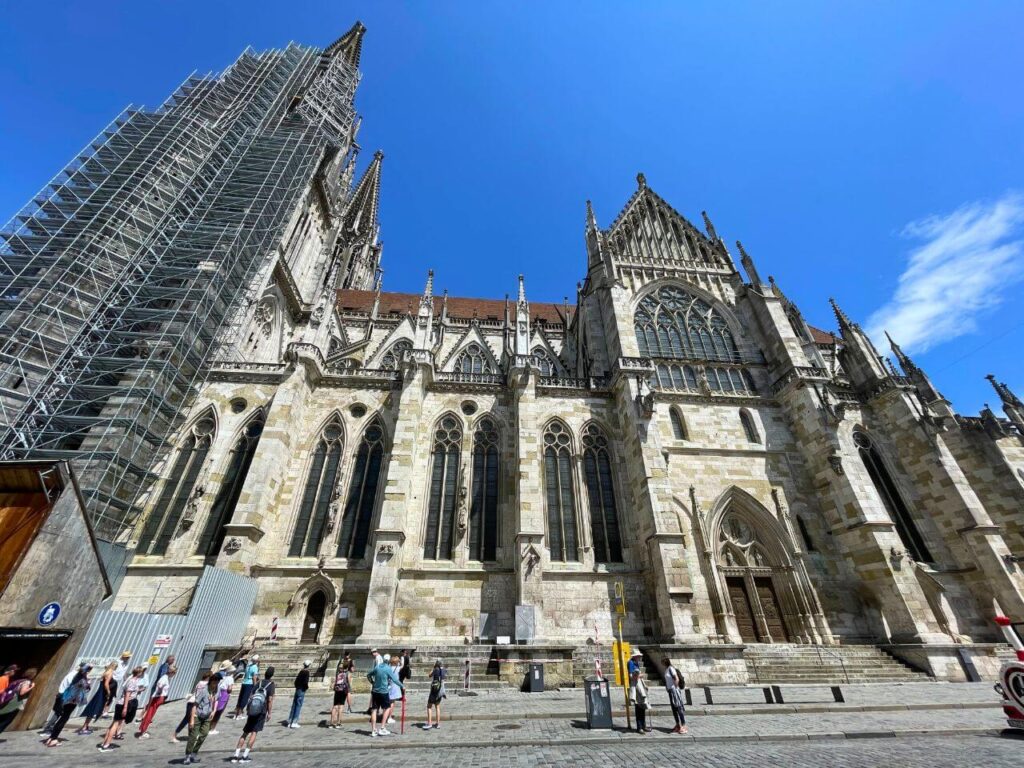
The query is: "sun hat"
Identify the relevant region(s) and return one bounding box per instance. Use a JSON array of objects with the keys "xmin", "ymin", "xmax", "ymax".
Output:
[
  {"xmin": 219, "ymin": 660, "xmax": 235, "ymax": 672},
  {"xmin": 630, "ymin": 648, "xmax": 643, "ymax": 658},
  {"xmin": 251, "ymin": 654, "xmax": 260, "ymax": 662},
  {"xmin": 303, "ymin": 660, "xmax": 311, "ymax": 667},
  {"xmin": 120, "ymin": 651, "xmax": 132, "ymax": 659}
]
